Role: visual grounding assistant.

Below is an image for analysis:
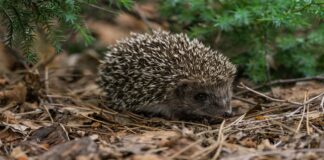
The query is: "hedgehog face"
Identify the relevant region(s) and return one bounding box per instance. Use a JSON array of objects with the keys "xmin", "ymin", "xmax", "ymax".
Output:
[{"xmin": 170, "ymin": 80, "xmax": 233, "ymax": 120}]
